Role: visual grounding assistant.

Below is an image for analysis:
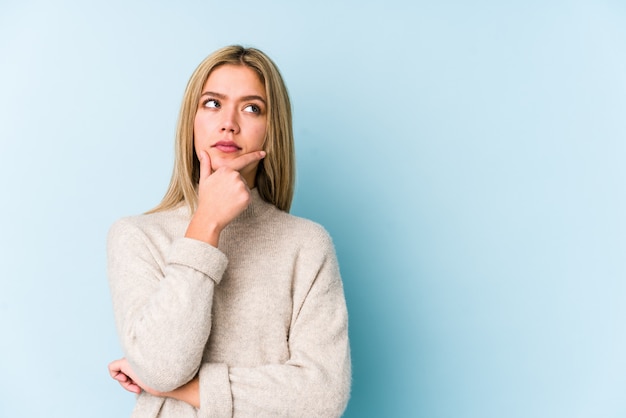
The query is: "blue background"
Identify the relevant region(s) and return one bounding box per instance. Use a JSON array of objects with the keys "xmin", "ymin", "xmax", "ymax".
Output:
[{"xmin": 1, "ymin": 1, "xmax": 625, "ymax": 417}]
